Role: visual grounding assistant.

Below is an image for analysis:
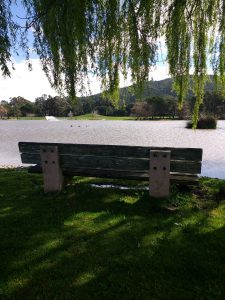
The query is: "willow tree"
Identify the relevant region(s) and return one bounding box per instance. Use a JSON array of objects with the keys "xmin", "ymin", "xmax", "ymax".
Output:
[{"xmin": 1, "ymin": 0, "xmax": 225, "ymax": 126}]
